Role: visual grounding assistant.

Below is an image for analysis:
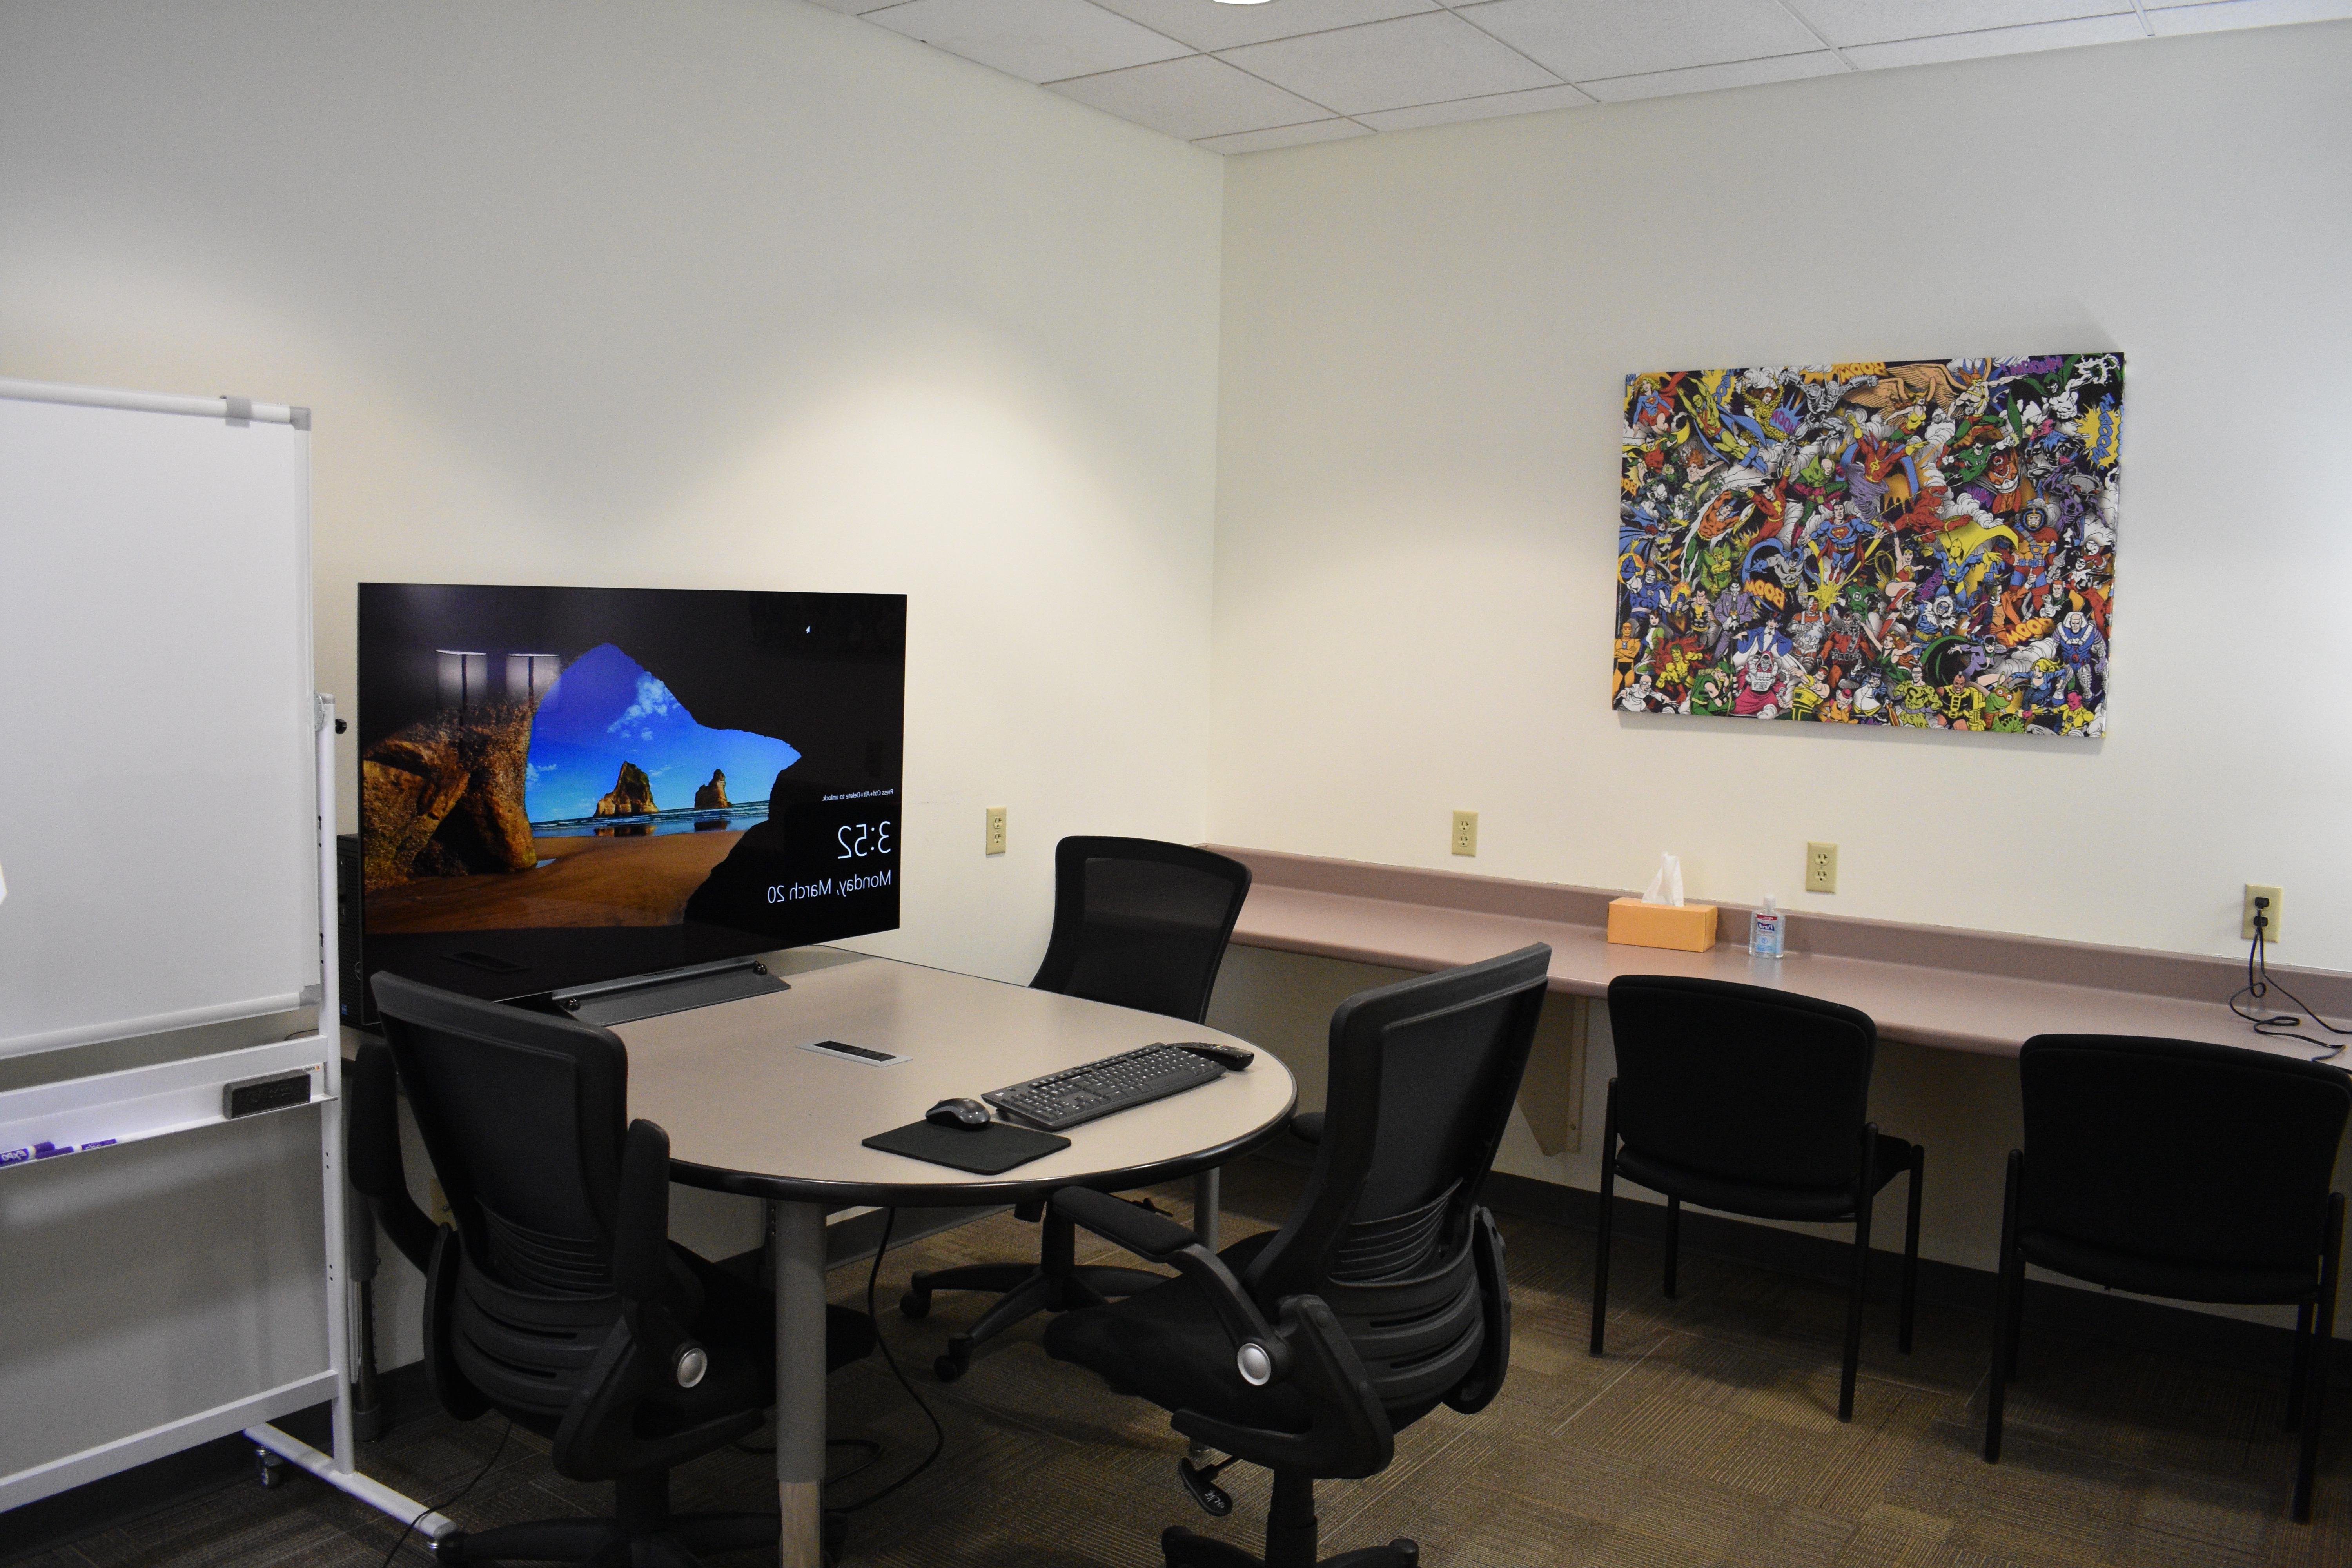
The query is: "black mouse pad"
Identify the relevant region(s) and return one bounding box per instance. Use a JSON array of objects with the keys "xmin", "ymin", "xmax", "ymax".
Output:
[{"xmin": 862, "ymin": 1119, "xmax": 1070, "ymax": 1175}]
